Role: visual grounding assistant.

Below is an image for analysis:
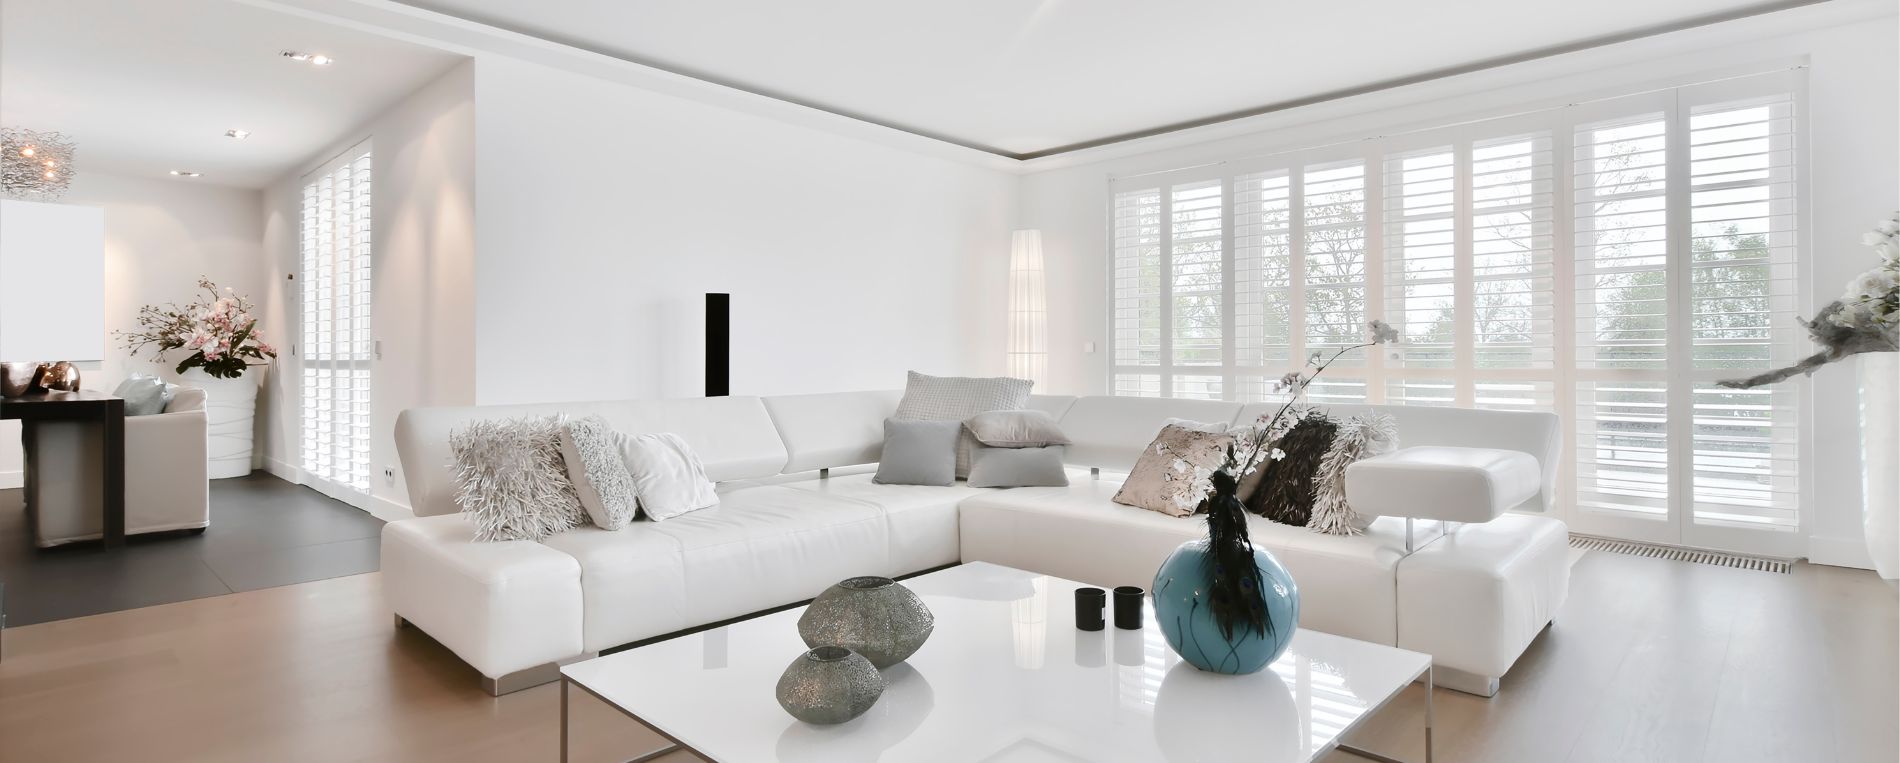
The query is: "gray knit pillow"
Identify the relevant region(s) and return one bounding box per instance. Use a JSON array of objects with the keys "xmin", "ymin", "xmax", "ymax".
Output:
[
  {"xmin": 452, "ymin": 415, "xmax": 587, "ymax": 542},
  {"xmin": 559, "ymin": 416, "xmax": 637, "ymax": 531},
  {"xmin": 893, "ymin": 371, "xmax": 1033, "ymax": 479}
]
